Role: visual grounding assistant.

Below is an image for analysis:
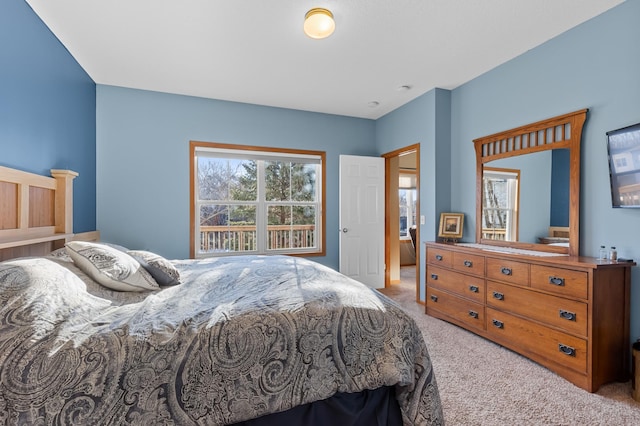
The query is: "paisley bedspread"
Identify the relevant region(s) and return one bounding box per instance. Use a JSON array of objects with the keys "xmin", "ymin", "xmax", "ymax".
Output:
[{"xmin": 0, "ymin": 254, "xmax": 442, "ymax": 425}]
